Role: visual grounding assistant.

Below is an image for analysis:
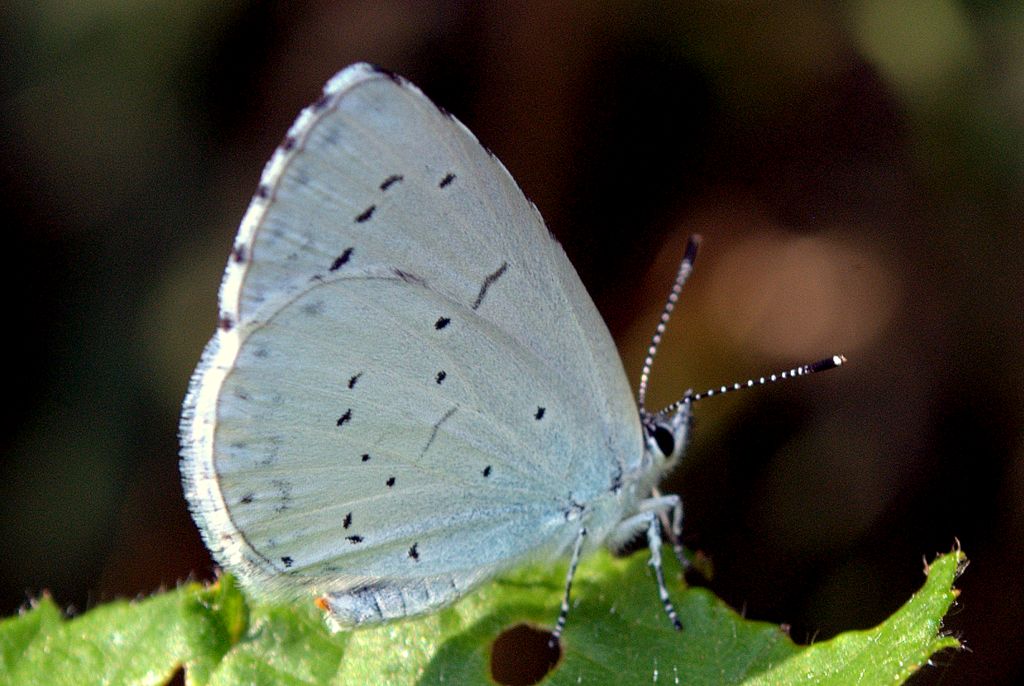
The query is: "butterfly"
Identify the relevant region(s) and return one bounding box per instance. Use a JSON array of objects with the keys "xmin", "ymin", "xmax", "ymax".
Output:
[{"xmin": 180, "ymin": 63, "xmax": 843, "ymax": 641}]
